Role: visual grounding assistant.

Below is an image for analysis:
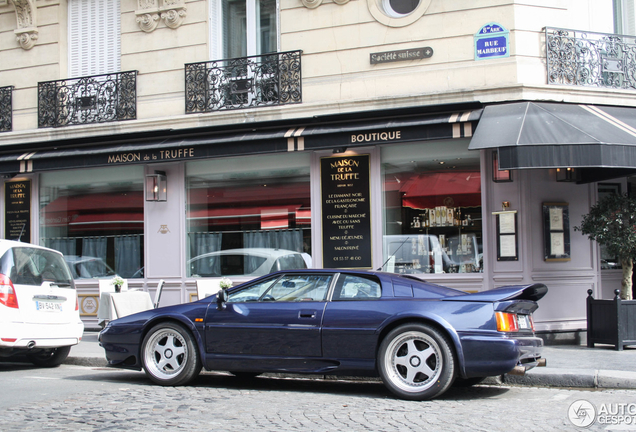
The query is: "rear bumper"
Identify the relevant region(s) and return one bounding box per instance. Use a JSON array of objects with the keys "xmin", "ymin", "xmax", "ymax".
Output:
[
  {"xmin": 458, "ymin": 332, "xmax": 543, "ymax": 378},
  {"xmin": 0, "ymin": 321, "xmax": 84, "ymax": 350}
]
